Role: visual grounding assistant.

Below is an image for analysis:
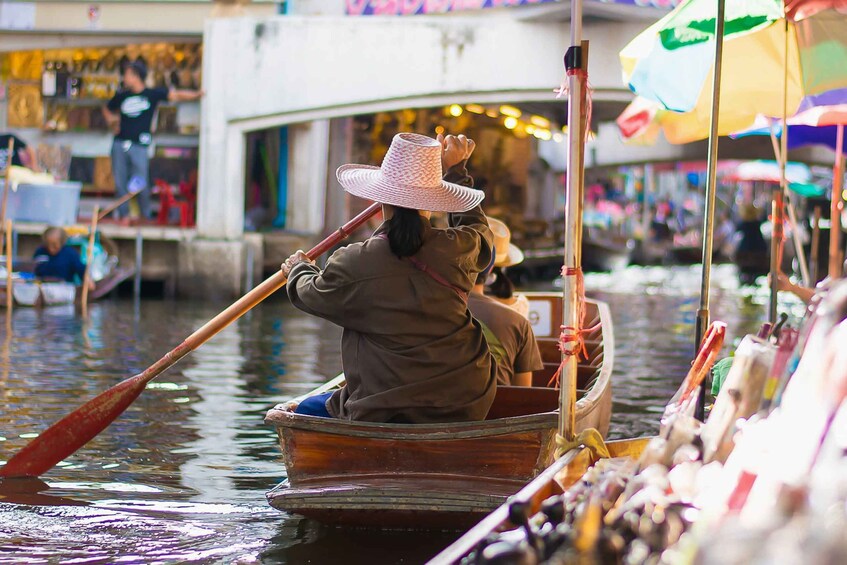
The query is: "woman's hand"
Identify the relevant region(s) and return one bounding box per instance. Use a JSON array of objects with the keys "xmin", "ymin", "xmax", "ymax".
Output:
[
  {"xmin": 437, "ymin": 133, "xmax": 476, "ymax": 171},
  {"xmin": 281, "ymin": 250, "xmax": 314, "ymax": 277}
]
